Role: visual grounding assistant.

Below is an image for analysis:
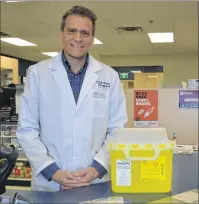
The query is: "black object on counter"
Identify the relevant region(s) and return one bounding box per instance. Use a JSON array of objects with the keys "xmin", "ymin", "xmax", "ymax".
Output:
[{"xmin": 0, "ymin": 145, "xmax": 18, "ymax": 195}]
